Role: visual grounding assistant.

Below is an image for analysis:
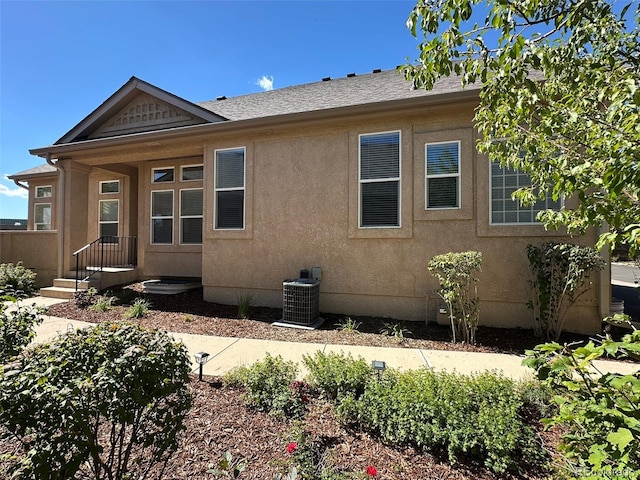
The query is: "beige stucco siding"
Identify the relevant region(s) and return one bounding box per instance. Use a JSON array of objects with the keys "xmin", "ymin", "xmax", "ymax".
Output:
[
  {"xmin": 0, "ymin": 231, "xmax": 57, "ymax": 287},
  {"xmin": 198, "ymin": 105, "xmax": 599, "ymax": 333}
]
